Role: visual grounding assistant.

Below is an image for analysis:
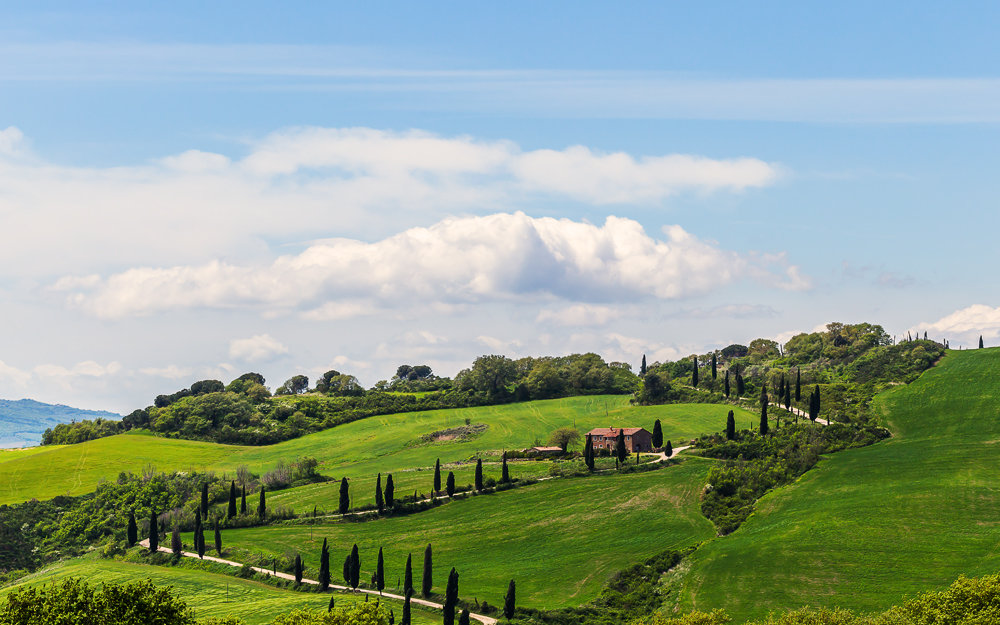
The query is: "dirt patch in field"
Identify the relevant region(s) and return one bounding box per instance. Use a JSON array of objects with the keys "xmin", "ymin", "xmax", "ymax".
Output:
[{"xmin": 419, "ymin": 423, "xmax": 488, "ymax": 444}]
